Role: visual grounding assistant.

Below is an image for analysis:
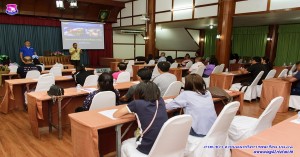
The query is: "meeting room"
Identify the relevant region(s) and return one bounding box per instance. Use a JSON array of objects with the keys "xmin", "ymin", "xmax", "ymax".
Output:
[{"xmin": 0, "ymin": 0, "xmax": 300, "ymax": 157}]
